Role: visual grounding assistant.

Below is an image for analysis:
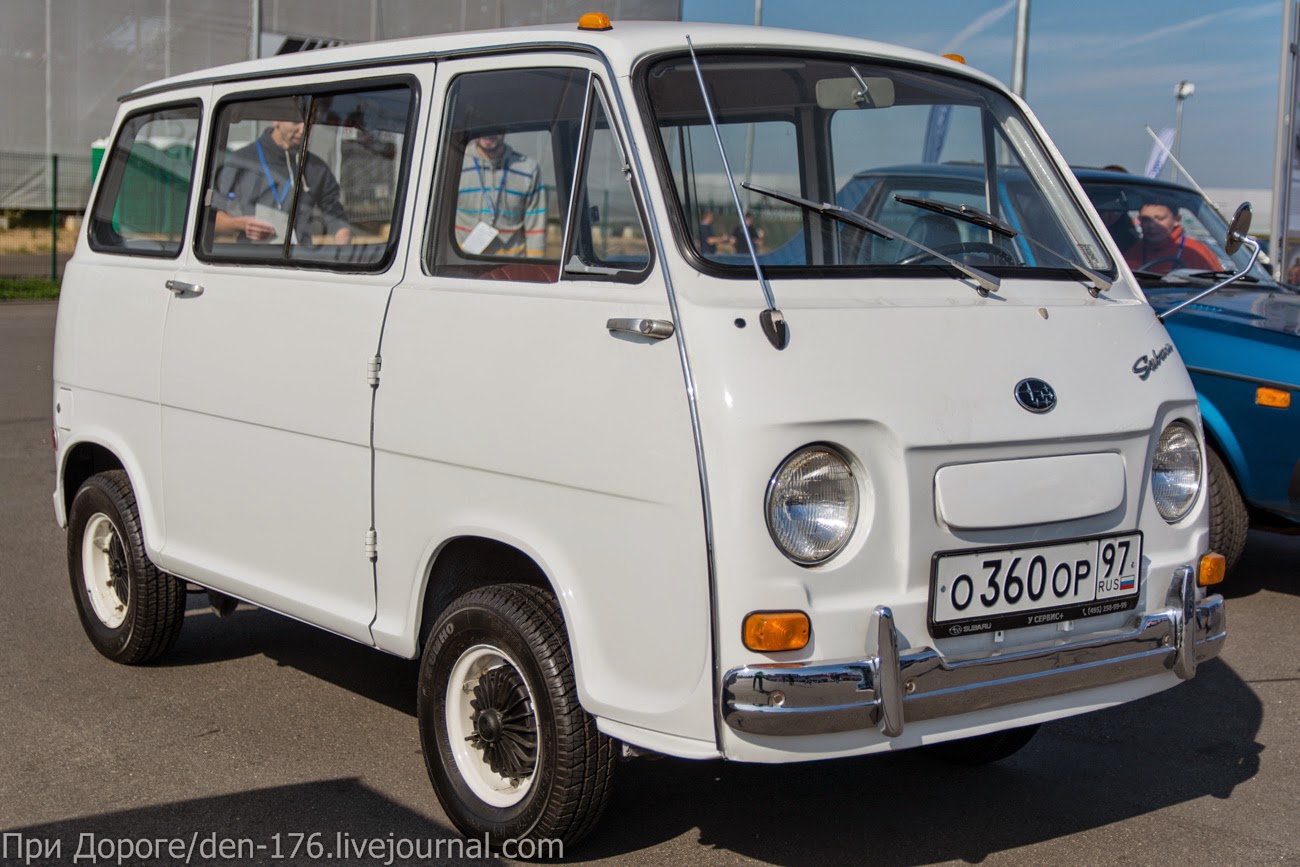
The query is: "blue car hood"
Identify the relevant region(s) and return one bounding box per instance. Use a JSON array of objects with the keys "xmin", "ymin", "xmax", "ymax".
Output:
[{"xmin": 1144, "ymin": 283, "xmax": 1300, "ymax": 341}]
